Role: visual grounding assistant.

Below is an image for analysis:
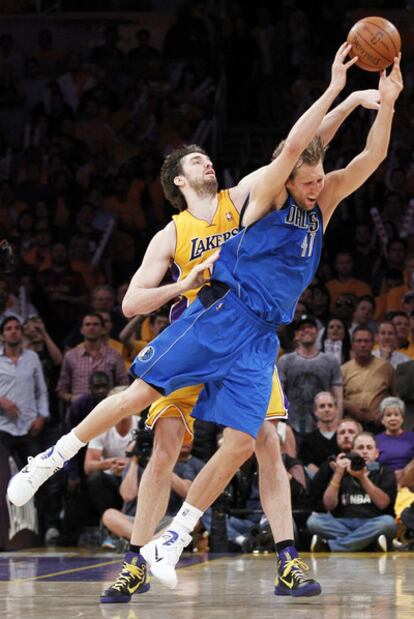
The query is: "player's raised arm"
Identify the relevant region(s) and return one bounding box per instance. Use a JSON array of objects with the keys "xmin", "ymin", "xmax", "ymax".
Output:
[
  {"xmin": 318, "ymin": 89, "xmax": 380, "ymax": 145},
  {"xmin": 242, "ymin": 43, "xmax": 357, "ymax": 227},
  {"xmin": 320, "ymin": 54, "xmax": 403, "ymax": 228},
  {"xmin": 233, "ymin": 89, "xmax": 379, "ymax": 201}
]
